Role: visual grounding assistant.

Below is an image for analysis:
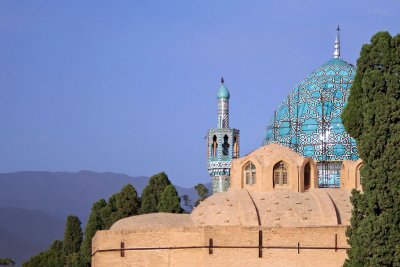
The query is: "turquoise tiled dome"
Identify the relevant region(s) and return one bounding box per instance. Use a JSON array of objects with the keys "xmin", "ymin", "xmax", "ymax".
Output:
[
  {"xmin": 263, "ymin": 58, "xmax": 359, "ymax": 186},
  {"xmin": 217, "ymin": 84, "xmax": 230, "ymax": 99}
]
